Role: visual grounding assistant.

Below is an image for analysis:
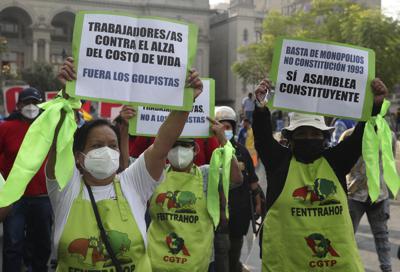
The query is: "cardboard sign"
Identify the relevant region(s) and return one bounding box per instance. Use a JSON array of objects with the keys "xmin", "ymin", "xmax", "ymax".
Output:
[
  {"xmin": 66, "ymin": 11, "xmax": 198, "ymax": 111},
  {"xmin": 270, "ymin": 37, "xmax": 375, "ymax": 120},
  {"xmin": 129, "ymin": 78, "xmax": 215, "ymax": 138}
]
